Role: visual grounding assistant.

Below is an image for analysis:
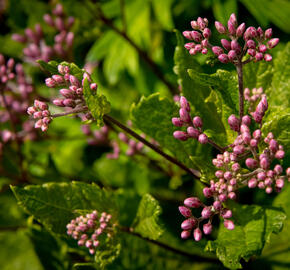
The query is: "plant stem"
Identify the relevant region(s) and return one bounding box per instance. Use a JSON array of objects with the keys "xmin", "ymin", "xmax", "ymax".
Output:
[
  {"xmin": 103, "ymin": 114, "xmax": 201, "ymax": 178},
  {"xmin": 86, "ymin": 0, "xmax": 177, "ymax": 95},
  {"xmin": 120, "ymin": 227, "xmax": 219, "ymax": 263},
  {"xmin": 207, "ymin": 138, "xmax": 226, "ymax": 153},
  {"xmin": 51, "ymin": 106, "xmax": 88, "ymax": 118},
  {"xmin": 236, "ymin": 61, "xmax": 244, "ymax": 123}
]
